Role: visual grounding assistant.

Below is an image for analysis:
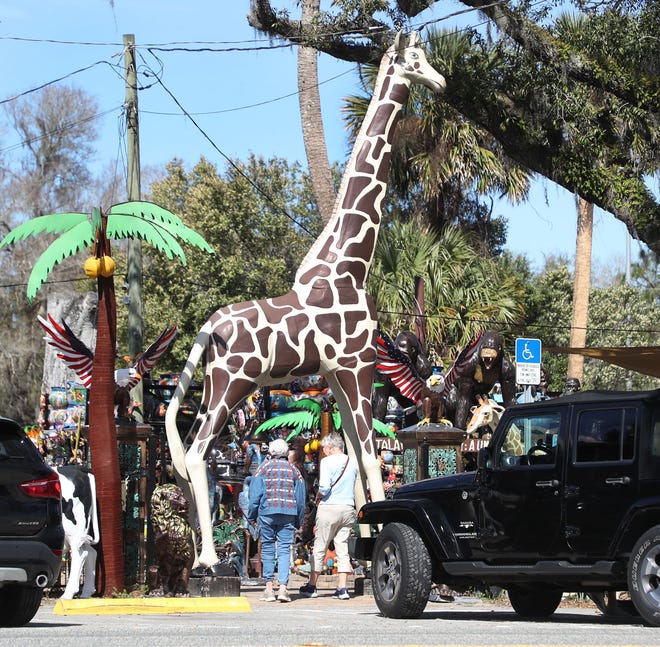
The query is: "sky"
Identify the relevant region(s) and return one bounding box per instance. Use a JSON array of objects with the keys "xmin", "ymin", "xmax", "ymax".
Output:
[{"xmin": 0, "ymin": 0, "xmax": 648, "ymax": 275}]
